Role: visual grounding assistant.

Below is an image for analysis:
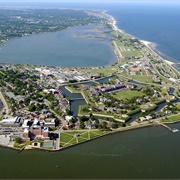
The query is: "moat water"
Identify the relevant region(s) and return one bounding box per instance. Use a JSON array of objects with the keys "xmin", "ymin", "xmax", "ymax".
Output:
[
  {"xmin": 1, "ymin": 124, "xmax": 180, "ymax": 179},
  {"xmin": 0, "ymin": 101, "xmax": 2, "ymax": 112}
]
